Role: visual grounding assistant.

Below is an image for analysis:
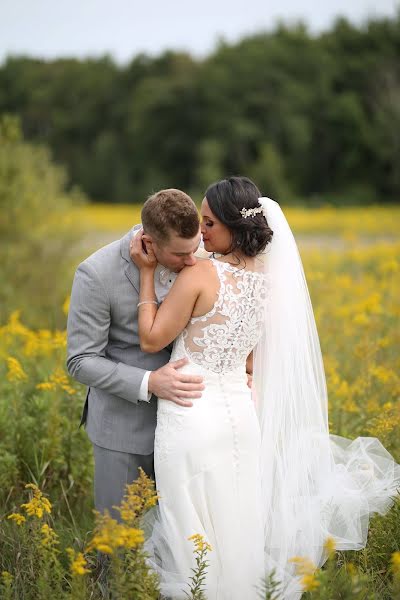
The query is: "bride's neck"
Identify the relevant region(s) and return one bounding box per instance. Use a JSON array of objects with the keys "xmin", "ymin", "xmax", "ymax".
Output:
[{"xmin": 217, "ymin": 250, "xmax": 251, "ymax": 268}]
